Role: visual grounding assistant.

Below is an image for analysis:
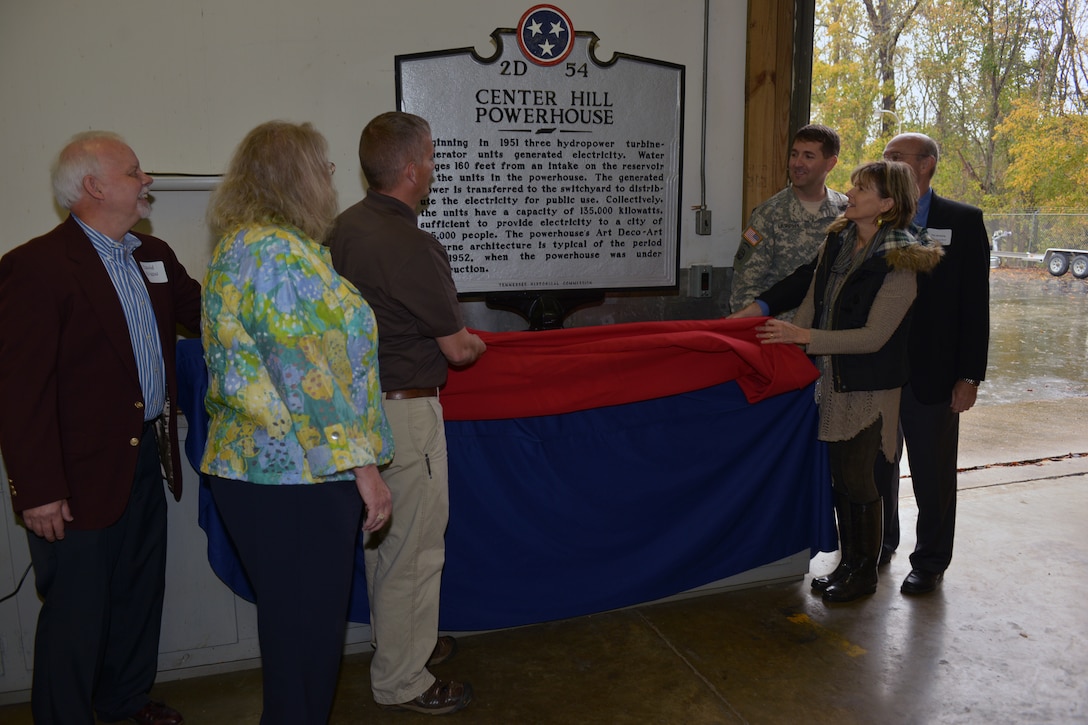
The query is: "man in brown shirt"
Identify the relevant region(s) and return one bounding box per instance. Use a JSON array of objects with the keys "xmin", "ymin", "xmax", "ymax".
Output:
[{"xmin": 329, "ymin": 112, "xmax": 485, "ymax": 715}]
